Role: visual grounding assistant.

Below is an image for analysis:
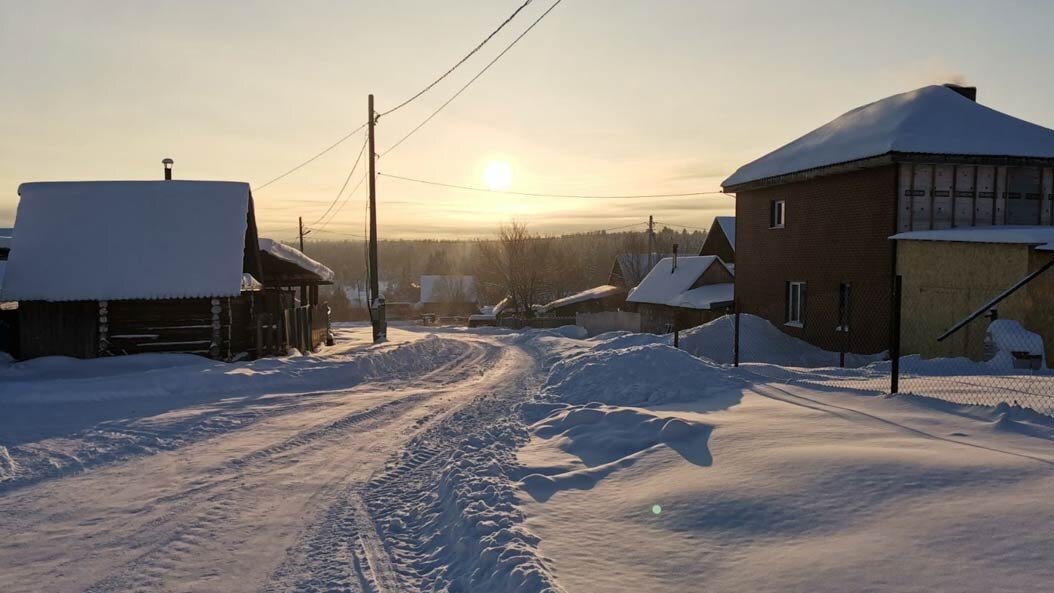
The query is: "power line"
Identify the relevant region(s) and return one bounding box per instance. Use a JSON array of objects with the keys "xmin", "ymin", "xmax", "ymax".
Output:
[
  {"xmin": 314, "ymin": 168, "xmax": 369, "ymax": 232},
  {"xmin": 654, "ymin": 221, "xmax": 712, "ymax": 231},
  {"xmin": 309, "ymin": 134, "xmax": 369, "ymax": 226},
  {"xmin": 380, "ymin": 0, "xmax": 564, "ymax": 157},
  {"xmin": 253, "ymin": 122, "xmax": 367, "ymax": 191},
  {"xmin": 378, "ymin": 0, "xmax": 535, "ymax": 118},
  {"xmin": 379, "ymin": 172, "xmax": 728, "ymax": 199}
]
